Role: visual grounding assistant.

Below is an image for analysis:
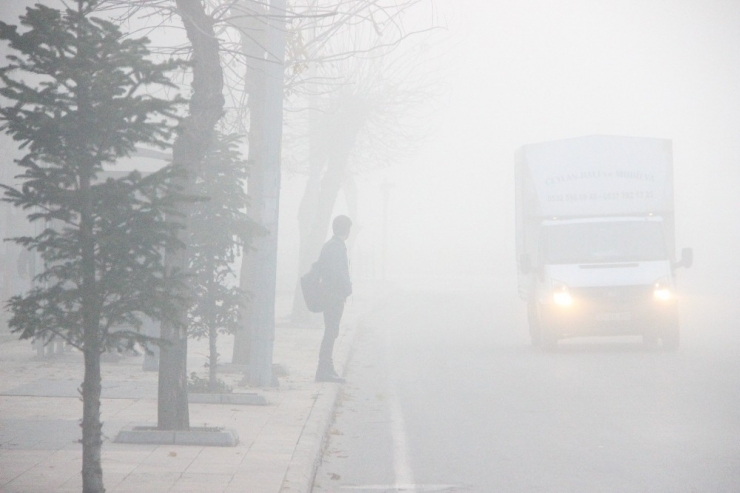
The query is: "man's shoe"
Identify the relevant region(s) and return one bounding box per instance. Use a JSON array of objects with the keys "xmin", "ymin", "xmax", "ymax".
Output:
[{"xmin": 315, "ymin": 373, "xmax": 346, "ymax": 383}]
